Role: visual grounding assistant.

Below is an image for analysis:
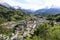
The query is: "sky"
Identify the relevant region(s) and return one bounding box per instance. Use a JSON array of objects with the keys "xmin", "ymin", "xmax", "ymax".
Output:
[{"xmin": 0, "ymin": 0, "xmax": 60, "ymax": 10}]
